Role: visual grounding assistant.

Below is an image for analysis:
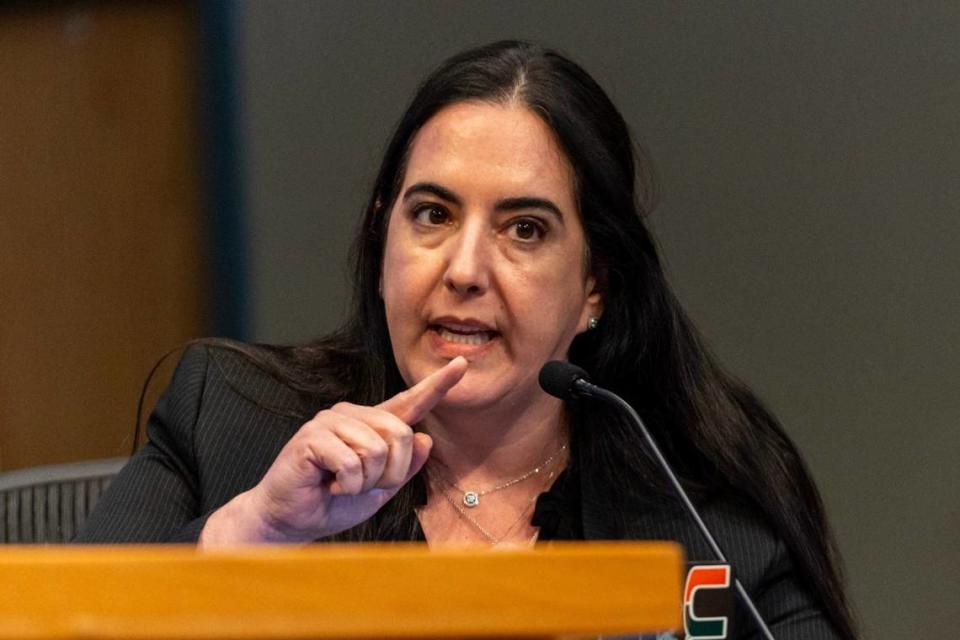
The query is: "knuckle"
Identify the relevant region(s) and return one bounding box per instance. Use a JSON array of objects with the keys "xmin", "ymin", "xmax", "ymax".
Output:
[
  {"xmin": 304, "ymin": 409, "xmax": 335, "ymax": 430},
  {"xmin": 367, "ymin": 440, "xmax": 389, "ymax": 460},
  {"xmin": 390, "ymin": 425, "xmax": 413, "ymax": 444},
  {"xmin": 340, "ymin": 457, "xmax": 362, "ymax": 475},
  {"xmin": 292, "ymin": 441, "xmax": 313, "ymax": 459}
]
